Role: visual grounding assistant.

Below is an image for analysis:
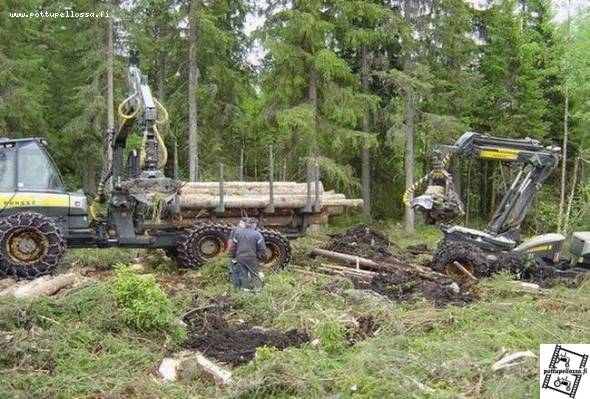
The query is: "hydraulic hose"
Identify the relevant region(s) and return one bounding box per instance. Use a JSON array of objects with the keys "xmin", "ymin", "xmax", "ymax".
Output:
[
  {"xmin": 117, "ymin": 92, "xmax": 139, "ymax": 120},
  {"xmin": 154, "ymin": 124, "xmax": 168, "ymax": 169},
  {"xmin": 154, "ymin": 97, "xmax": 169, "ymax": 125},
  {"xmin": 153, "ymin": 97, "xmax": 169, "ymax": 168}
]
